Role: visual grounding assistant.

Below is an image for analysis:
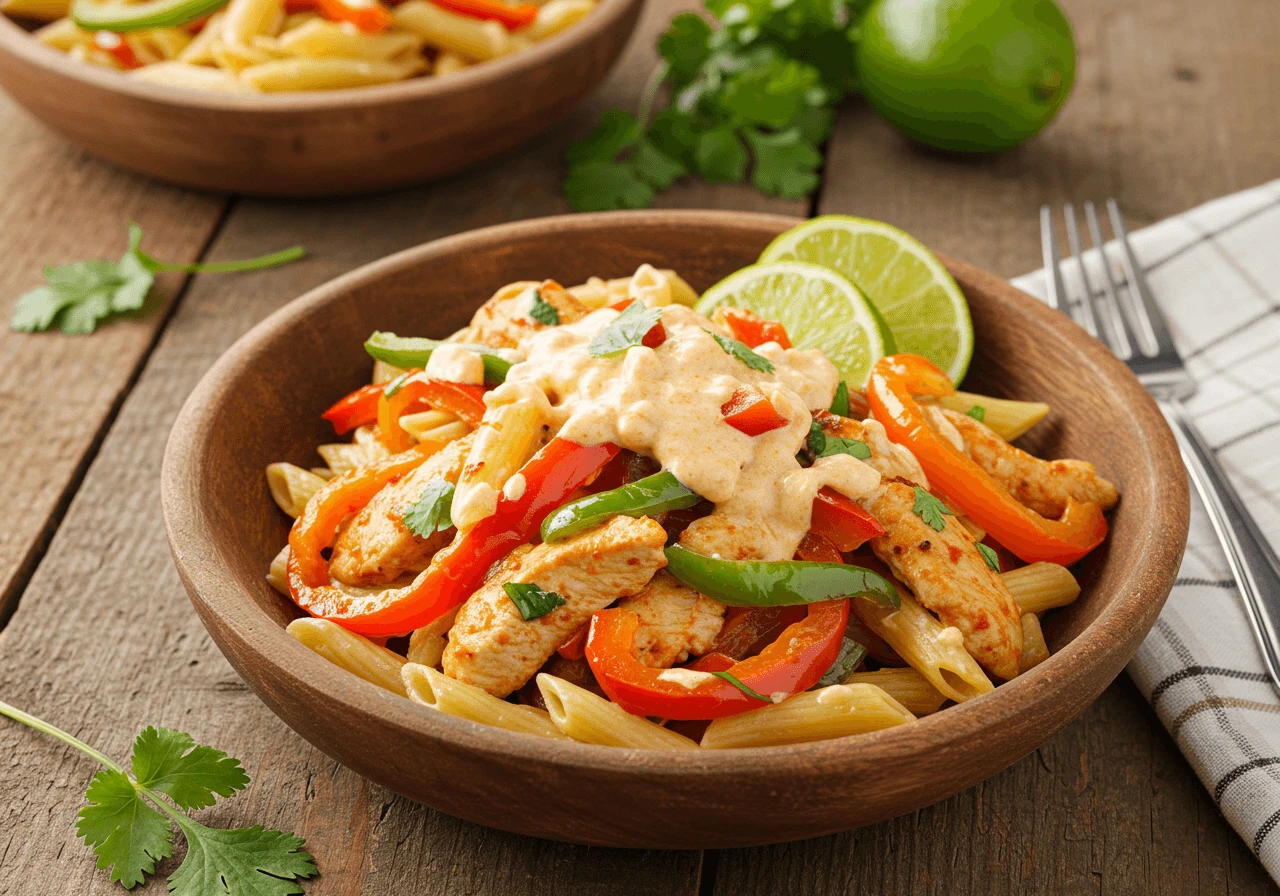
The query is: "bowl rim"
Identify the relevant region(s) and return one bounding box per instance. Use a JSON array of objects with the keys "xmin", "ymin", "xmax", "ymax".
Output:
[
  {"xmin": 0, "ymin": 0, "xmax": 638, "ymax": 112},
  {"xmin": 162, "ymin": 208, "xmax": 1188, "ymax": 783}
]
